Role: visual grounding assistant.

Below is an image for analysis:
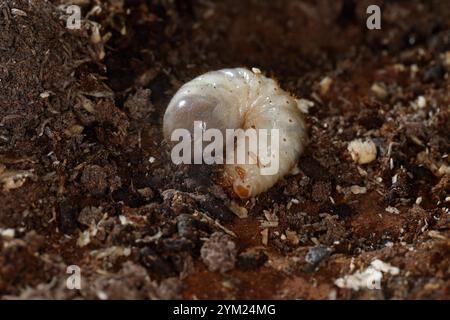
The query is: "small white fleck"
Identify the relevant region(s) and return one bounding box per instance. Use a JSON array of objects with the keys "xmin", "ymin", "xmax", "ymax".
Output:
[
  {"xmin": 385, "ymin": 206, "xmax": 400, "ymax": 214},
  {"xmin": 97, "ymin": 291, "xmax": 108, "ymax": 300},
  {"xmin": 40, "ymin": 91, "xmax": 51, "ymax": 99},
  {"xmin": 1, "ymin": 228, "xmax": 15, "ymax": 240},
  {"xmin": 252, "ymin": 67, "xmax": 261, "ymax": 74},
  {"xmin": 392, "ymin": 174, "xmax": 398, "ymax": 184},
  {"xmin": 416, "ymin": 96, "xmax": 427, "ymax": 109},
  {"xmin": 119, "ymin": 215, "xmax": 128, "ymax": 225}
]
